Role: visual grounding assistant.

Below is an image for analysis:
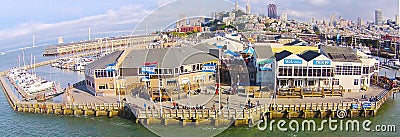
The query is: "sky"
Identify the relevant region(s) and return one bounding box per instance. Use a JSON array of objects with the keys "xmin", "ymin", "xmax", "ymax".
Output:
[{"xmin": 0, "ymin": 0, "xmax": 398, "ymax": 51}]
